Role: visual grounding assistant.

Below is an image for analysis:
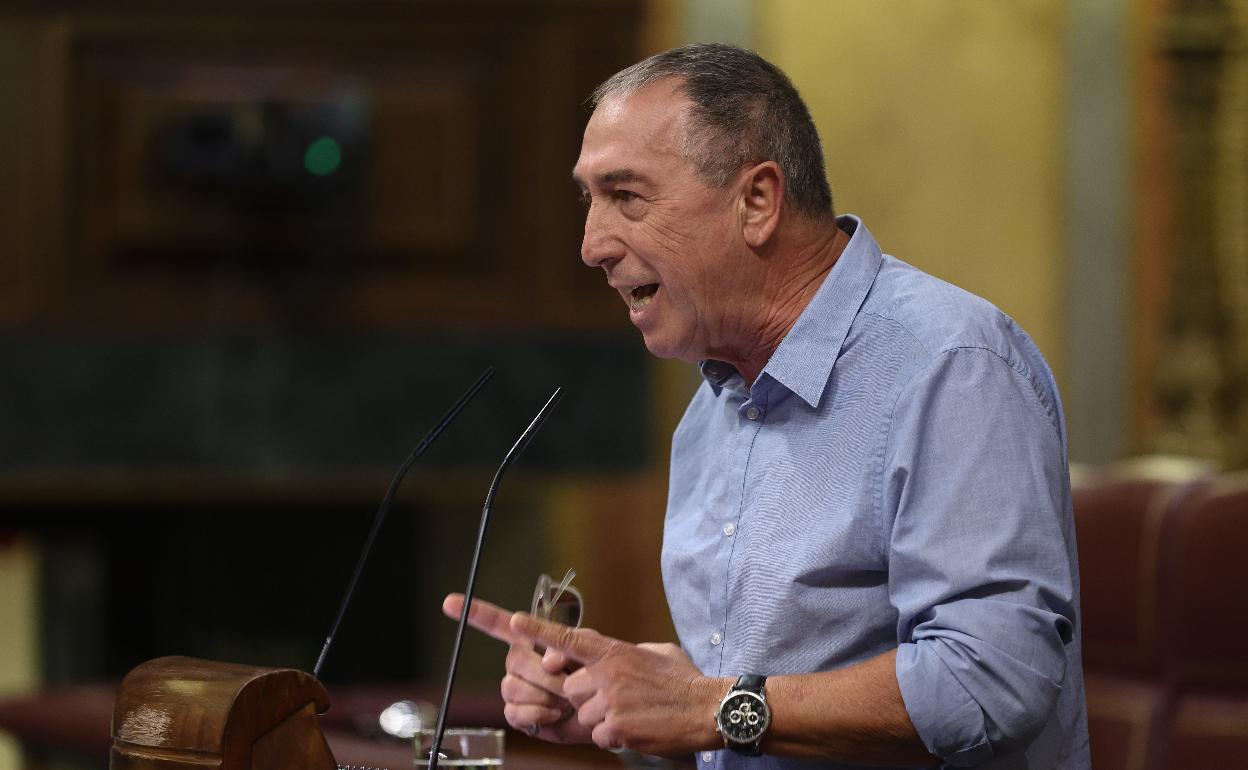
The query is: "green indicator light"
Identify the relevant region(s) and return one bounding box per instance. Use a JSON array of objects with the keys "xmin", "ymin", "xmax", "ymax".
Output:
[{"xmin": 304, "ymin": 136, "xmax": 342, "ymax": 176}]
